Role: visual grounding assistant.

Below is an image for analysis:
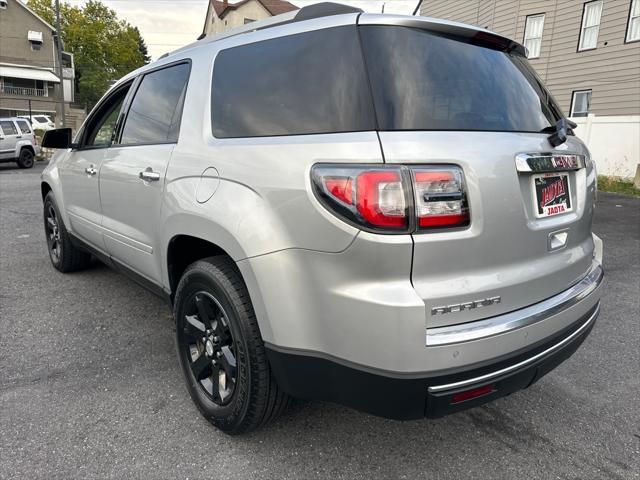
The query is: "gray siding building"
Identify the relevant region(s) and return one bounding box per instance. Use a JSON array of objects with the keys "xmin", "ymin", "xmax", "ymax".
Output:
[
  {"xmin": 0, "ymin": 0, "xmax": 75, "ymax": 122},
  {"xmin": 418, "ymin": 0, "xmax": 640, "ymax": 118}
]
